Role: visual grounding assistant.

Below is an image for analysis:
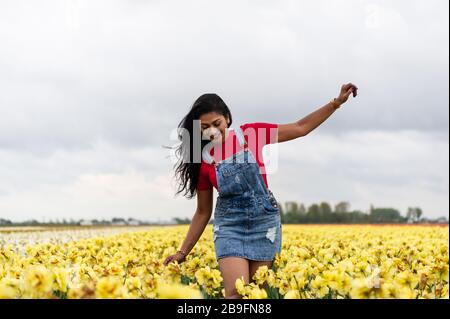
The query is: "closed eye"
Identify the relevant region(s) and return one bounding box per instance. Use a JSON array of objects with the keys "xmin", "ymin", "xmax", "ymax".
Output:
[{"xmin": 201, "ymin": 120, "xmax": 221, "ymax": 130}]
